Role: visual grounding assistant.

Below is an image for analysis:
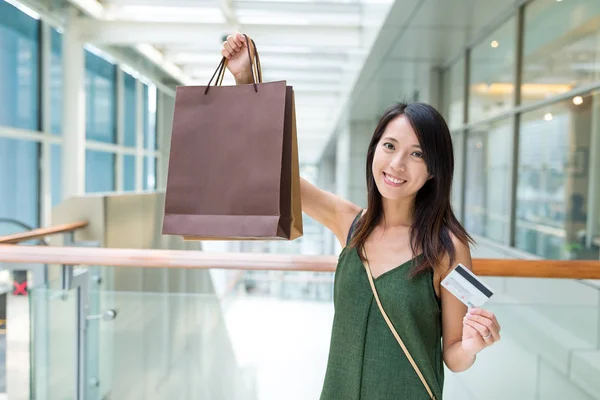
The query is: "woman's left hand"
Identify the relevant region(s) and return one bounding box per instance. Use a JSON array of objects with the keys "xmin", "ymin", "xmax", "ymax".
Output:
[{"xmin": 461, "ymin": 308, "xmax": 501, "ymax": 355}]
